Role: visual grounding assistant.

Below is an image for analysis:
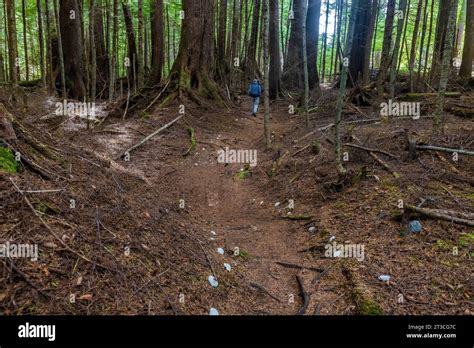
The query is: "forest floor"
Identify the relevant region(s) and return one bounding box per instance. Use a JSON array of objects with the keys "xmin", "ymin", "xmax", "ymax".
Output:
[{"xmin": 0, "ymin": 87, "xmax": 473, "ymax": 315}]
